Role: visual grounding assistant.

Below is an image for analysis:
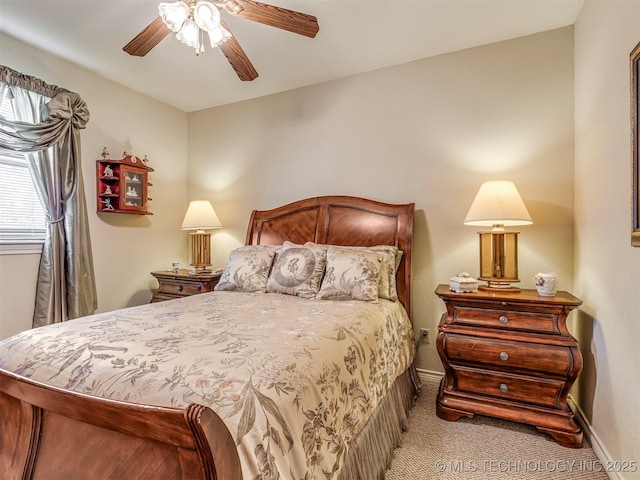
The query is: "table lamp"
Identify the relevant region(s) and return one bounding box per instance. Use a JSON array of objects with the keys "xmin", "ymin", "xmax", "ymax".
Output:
[
  {"xmin": 181, "ymin": 200, "xmax": 222, "ymax": 272},
  {"xmin": 464, "ymin": 180, "xmax": 532, "ymax": 291}
]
